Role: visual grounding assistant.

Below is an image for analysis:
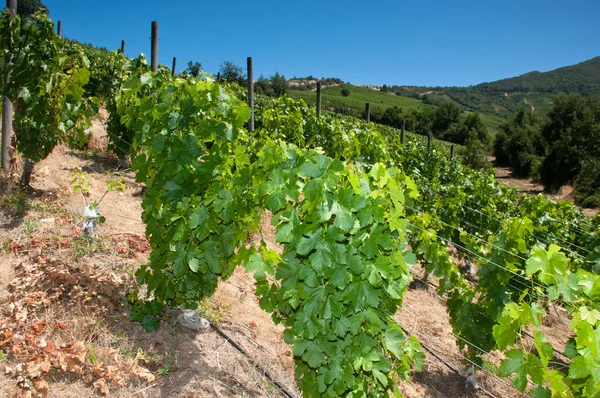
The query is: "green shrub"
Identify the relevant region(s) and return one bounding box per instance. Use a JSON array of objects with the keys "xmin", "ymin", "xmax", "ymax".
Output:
[{"xmin": 574, "ymin": 159, "xmax": 600, "ymax": 208}]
